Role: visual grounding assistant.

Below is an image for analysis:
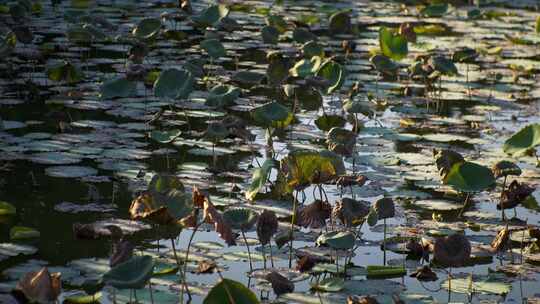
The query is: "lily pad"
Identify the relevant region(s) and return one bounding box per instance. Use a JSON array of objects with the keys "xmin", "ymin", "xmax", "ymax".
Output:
[{"xmin": 102, "ymin": 255, "xmax": 155, "ymax": 289}]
